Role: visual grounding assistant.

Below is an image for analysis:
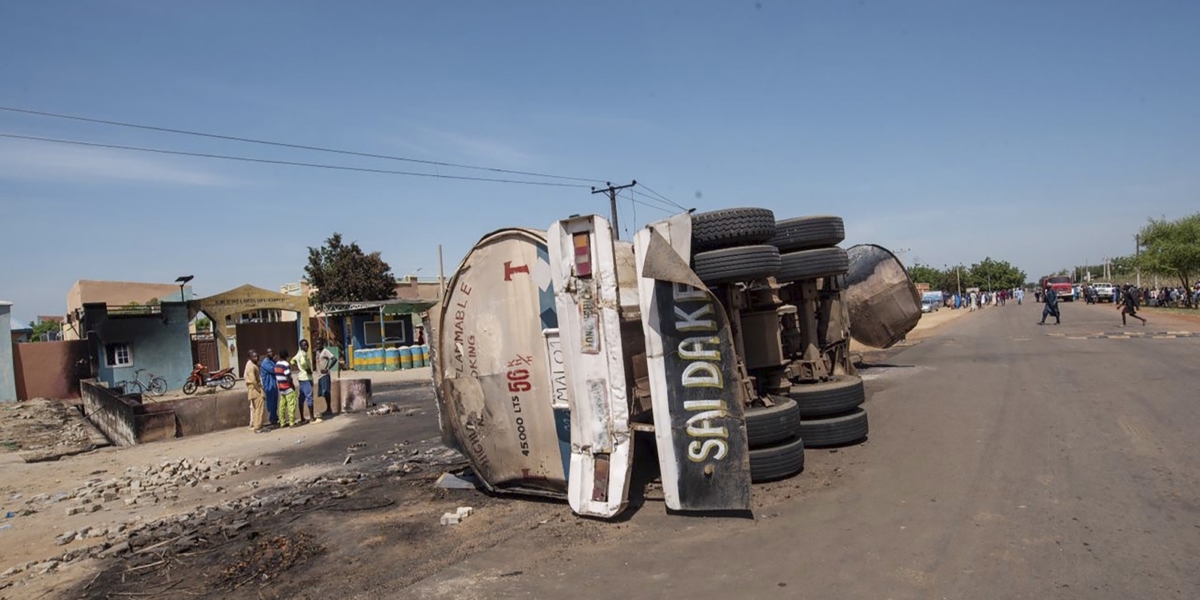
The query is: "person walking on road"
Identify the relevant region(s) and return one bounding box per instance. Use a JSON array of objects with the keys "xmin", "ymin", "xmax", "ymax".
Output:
[
  {"xmin": 260, "ymin": 348, "xmax": 278, "ymax": 427},
  {"xmin": 315, "ymin": 339, "xmax": 335, "ymax": 419},
  {"xmin": 1039, "ymin": 287, "xmax": 1061, "ymax": 325},
  {"xmin": 245, "ymin": 350, "xmax": 267, "ymax": 433},
  {"xmin": 275, "ymin": 349, "xmax": 299, "ymax": 427},
  {"xmin": 292, "ymin": 339, "xmax": 315, "ymax": 424},
  {"xmin": 1118, "ymin": 284, "xmax": 1147, "ymax": 326}
]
